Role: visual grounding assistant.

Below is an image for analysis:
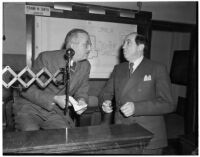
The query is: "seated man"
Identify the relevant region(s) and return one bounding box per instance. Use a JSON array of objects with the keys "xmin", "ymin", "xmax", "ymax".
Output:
[{"xmin": 13, "ymin": 28, "xmax": 92, "ymax": 131}]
